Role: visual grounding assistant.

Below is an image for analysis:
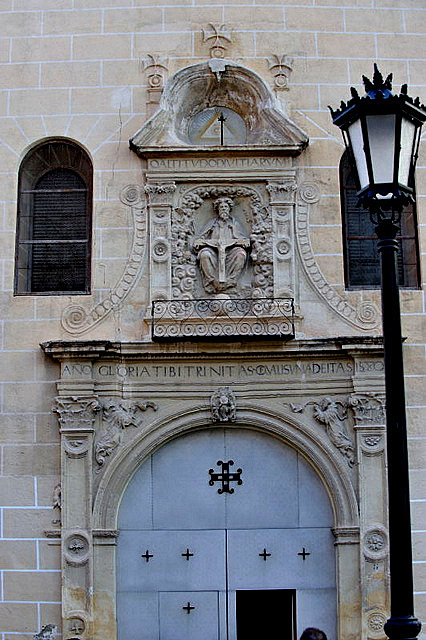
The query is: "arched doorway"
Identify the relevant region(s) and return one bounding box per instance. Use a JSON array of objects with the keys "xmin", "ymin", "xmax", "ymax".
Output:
[{"xmin": 116, "ymin": 427, "xmax": 336, "ymax": 640}]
